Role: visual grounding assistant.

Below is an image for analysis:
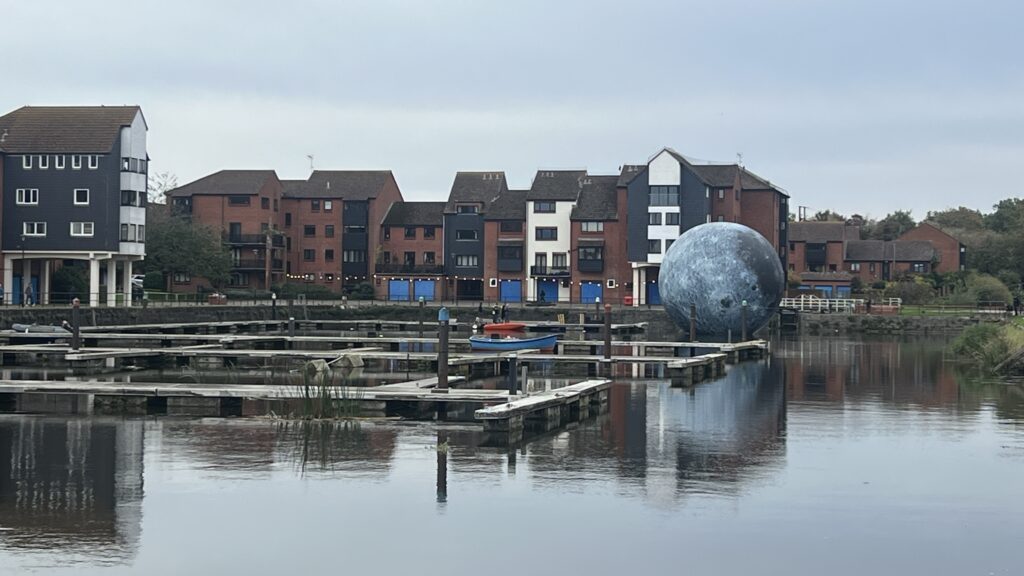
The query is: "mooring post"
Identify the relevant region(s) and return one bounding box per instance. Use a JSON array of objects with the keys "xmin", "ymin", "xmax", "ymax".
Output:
[
  {"xmin": 435, "ymin": 306, "xmax": 450, "ymax": 393},
  {"xmin": 71, "ymin": 298, "xmax": 81, "ymax": 351},
  {"xmin": 507, "ymin": 354, "xmax": 518, "ymax": 394},
  {"xmin": 689, "ymin": 303, "xmax": 697, "ymax": 342},
  {"xmin": 436, "ymin": 431, "xmax": 448, "ymax": 504},
  {"xmin": 741, "ymin": 300, "xmax": 748, "ymax": 342},
  {"xmin": 271, "ymin": 292, "xmax": 277, "ymax": 320},
  {"xmin": 603, "ymin": 304, "xmax": 612, "ymax": 361}
]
